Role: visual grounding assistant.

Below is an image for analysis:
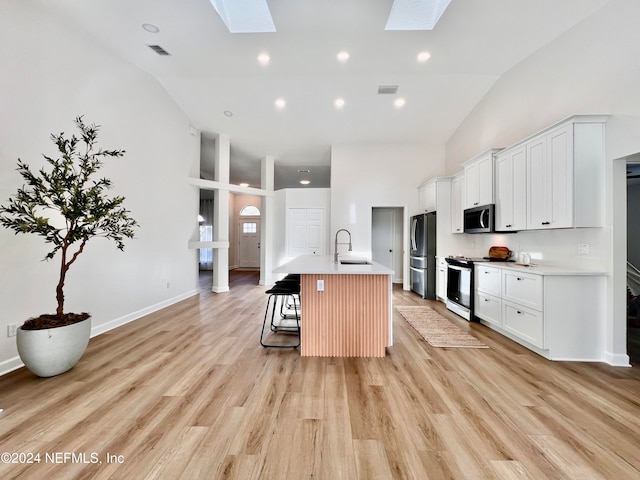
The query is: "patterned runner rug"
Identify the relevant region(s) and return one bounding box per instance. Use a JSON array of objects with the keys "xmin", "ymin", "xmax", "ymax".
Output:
[{"xmin": 395, "ymin": 305, "xmax": 488, "ymax": 348}]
